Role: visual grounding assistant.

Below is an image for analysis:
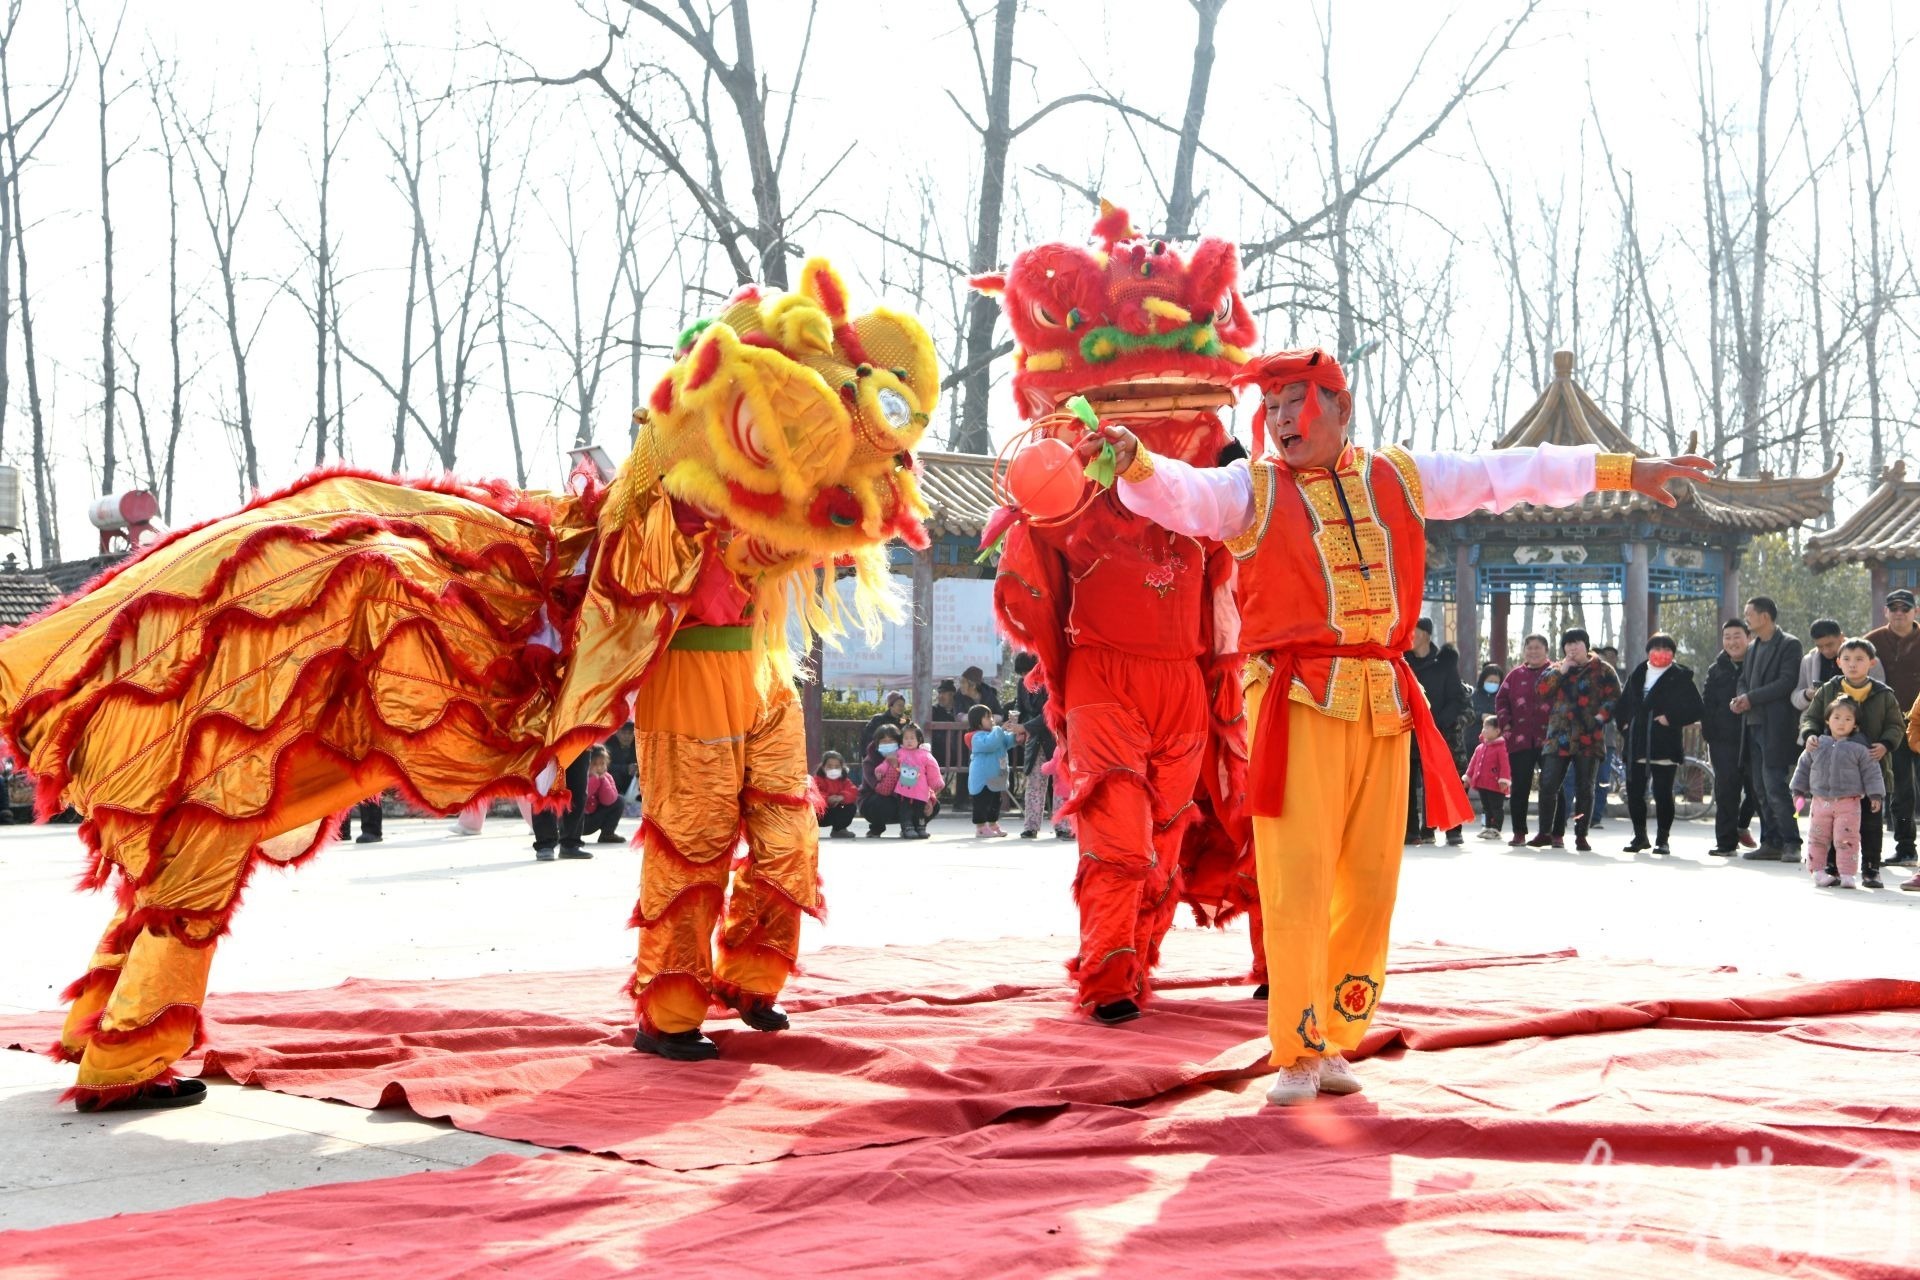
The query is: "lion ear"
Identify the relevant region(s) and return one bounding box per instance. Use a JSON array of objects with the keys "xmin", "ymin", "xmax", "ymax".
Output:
[
  {"xmin": 798, "ymin": 257, "xmax": 851, "ymax": 324},
  {"xmin": 969, "ymin": 272, "xmax": 1007, "ymax": 297}
]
